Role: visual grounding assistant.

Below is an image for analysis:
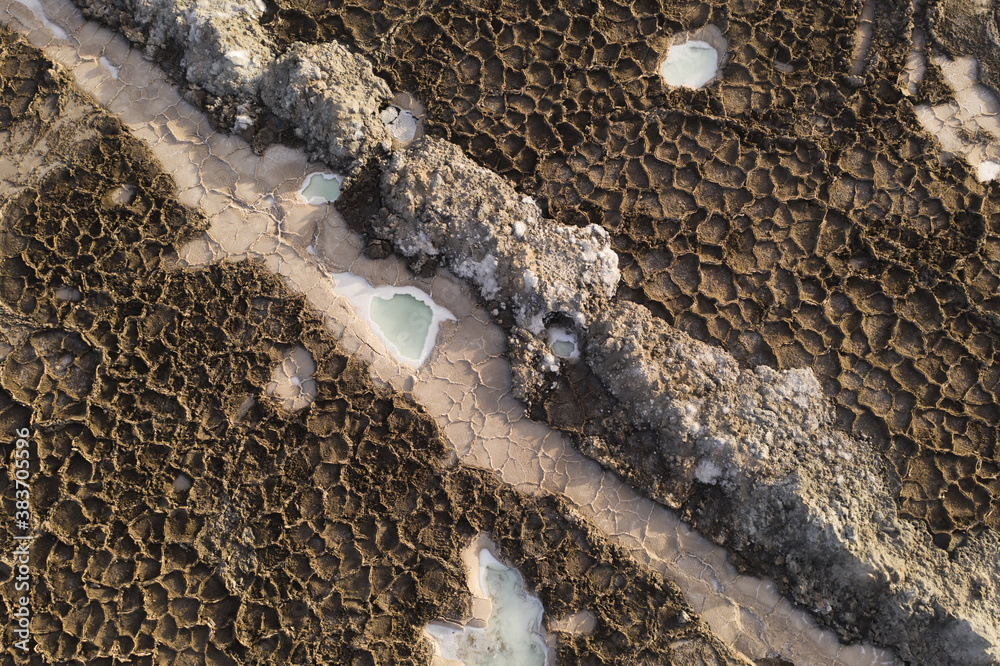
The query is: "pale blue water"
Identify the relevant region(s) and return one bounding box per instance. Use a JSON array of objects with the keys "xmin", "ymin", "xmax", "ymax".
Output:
[{"xmin": 370, "ymin": 292, "xmax": 433, "ymax": 361}]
